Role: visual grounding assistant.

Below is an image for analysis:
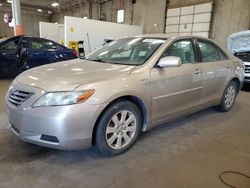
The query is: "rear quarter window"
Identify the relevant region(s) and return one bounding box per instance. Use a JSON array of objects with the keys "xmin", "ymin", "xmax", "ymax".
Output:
[{"xmin": 30, "ymin": 38, "xmax": 57, "ymax": 50}]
